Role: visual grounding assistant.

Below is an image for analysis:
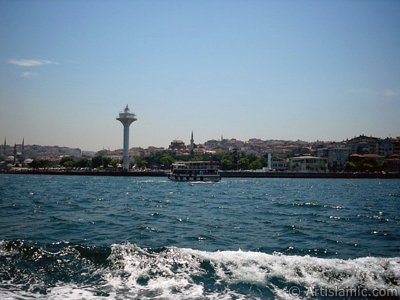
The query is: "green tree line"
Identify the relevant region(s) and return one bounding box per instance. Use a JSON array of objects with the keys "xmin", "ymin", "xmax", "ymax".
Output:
[
  {"xmin": 27, "ymin": 151, "xmax": 269, "ymax": 170},
  {"xmin": 344, "ymin": 156, "xmax": 387, "ymax": 172}
]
